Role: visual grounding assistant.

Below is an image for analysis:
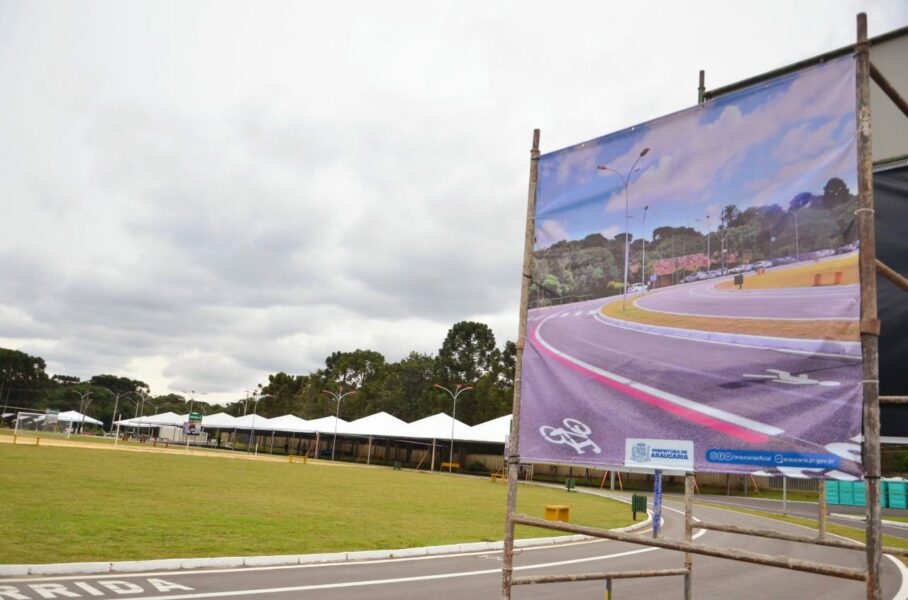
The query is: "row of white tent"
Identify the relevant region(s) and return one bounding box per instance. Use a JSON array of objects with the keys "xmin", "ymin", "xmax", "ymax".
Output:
[
  {"xmin": 10, "ymin": 410, "xmax": 104, "ymax": 426},
  {"xmin": 115, "ymin": 411, "xmax": 511, "ymax": 444}
]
